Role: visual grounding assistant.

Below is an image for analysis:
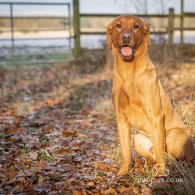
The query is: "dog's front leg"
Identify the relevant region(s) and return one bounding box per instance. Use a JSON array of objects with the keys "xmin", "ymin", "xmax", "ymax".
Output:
[
  {"xmin": 113, "ymin": 89, "xmax": 131, "ymax": 176},
  {"xmin": 117, "ymin": 113, "xmax": 131, "ymax": 176},
  {"xmin": 138, "ymin": 75, "xmax": 166, "ymax": 176}
]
